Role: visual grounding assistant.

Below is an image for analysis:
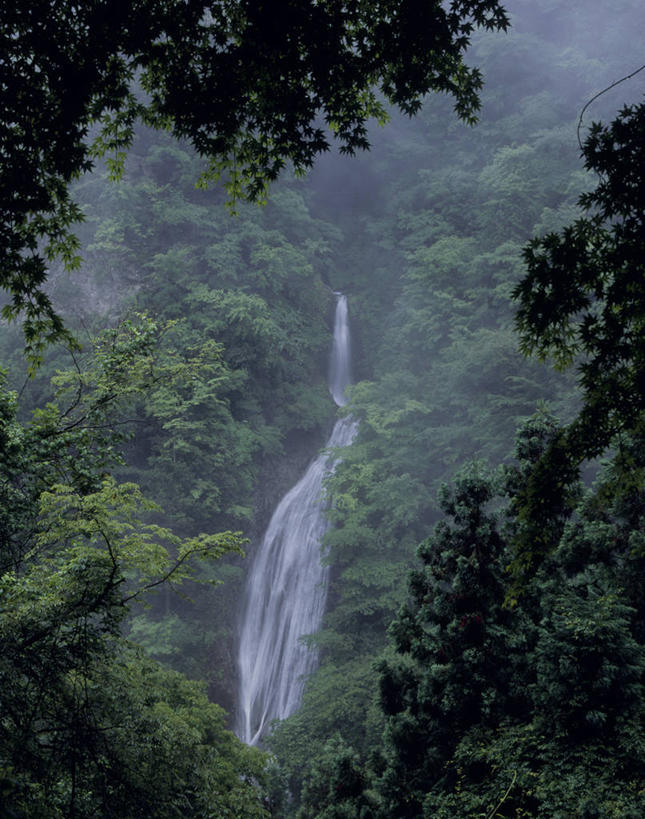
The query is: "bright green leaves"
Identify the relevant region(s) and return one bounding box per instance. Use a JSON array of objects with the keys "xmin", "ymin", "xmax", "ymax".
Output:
[
  {"xmin": 0, "ymin": 312, "xmax": 247, "ymax": 626},
  {"xmin": 0, "ymin": 312, "xmax": 269, "ymax": 818},
  {"xmin": 88, "ymin": 87, "xmax": 145, "ymax": 183},
  {"xmin": 35, "ymin": 478, "xmax": 244, "ymax": 602}
]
